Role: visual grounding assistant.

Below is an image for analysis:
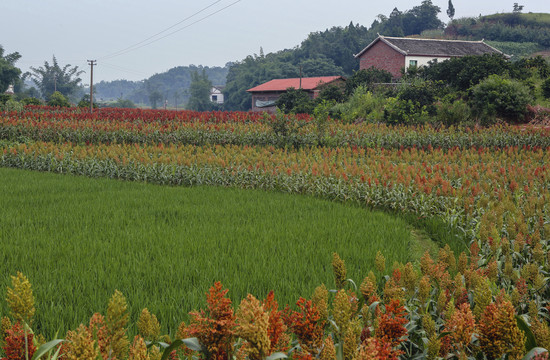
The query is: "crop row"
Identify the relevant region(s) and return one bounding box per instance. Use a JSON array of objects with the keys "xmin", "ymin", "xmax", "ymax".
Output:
[
  {"xmin": 2, "ymin": 107, "xmax": 550, "ymax": 149},
  {"xmin": 1, "ymin": 140, "xmax": 548, "ymax": 256}
]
